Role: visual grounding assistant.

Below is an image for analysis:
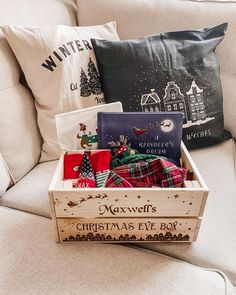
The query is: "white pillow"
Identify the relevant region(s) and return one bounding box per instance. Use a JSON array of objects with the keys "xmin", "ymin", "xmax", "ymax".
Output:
[
  {"xmin": 2, "ymin": 22, "xmax": 119, "ymax": 162},
  {"xmin": 55, "ymin": 102, "xmax": 123, "ymax": 151},
  {"xmin": 0, "ymin": 153, "xmax": 14, "ymax": 197}
]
